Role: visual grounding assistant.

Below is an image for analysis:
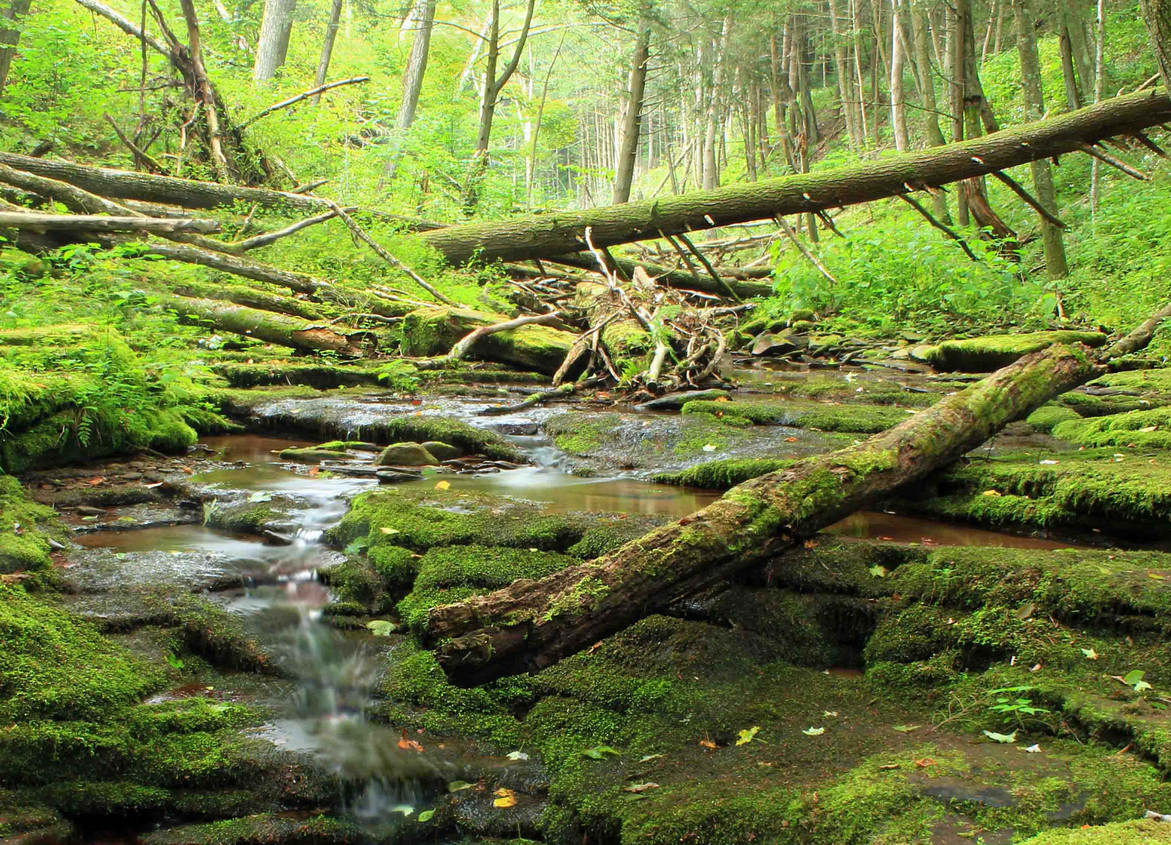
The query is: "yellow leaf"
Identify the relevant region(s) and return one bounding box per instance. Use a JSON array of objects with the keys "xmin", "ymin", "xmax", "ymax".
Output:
[
  {"xmin": 493, "ymin": 788, "xmax": 517, "ymax": 808},
  {"xmin": 435, "ymin": 480, "xmax": 451, "ymax": 491},
  {"xmin": 380, "ymin": 527, "xmax": 399, "ymax": 535},
  {"xmin": 982, "ymin": 490, "xmax": 1001, "ymax": 497}
]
